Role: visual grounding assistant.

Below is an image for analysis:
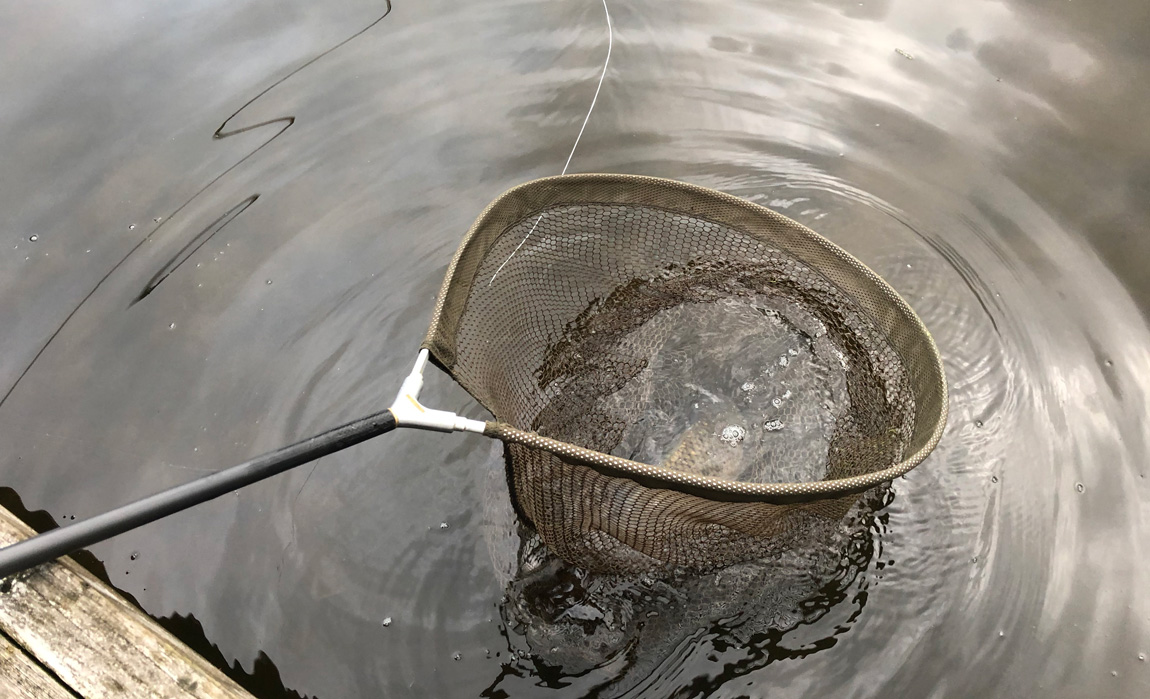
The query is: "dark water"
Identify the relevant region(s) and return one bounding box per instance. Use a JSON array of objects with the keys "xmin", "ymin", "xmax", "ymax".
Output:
[{"xmin": 2, "ymin": 0, "xmax": 1149, "ymax": 697}]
